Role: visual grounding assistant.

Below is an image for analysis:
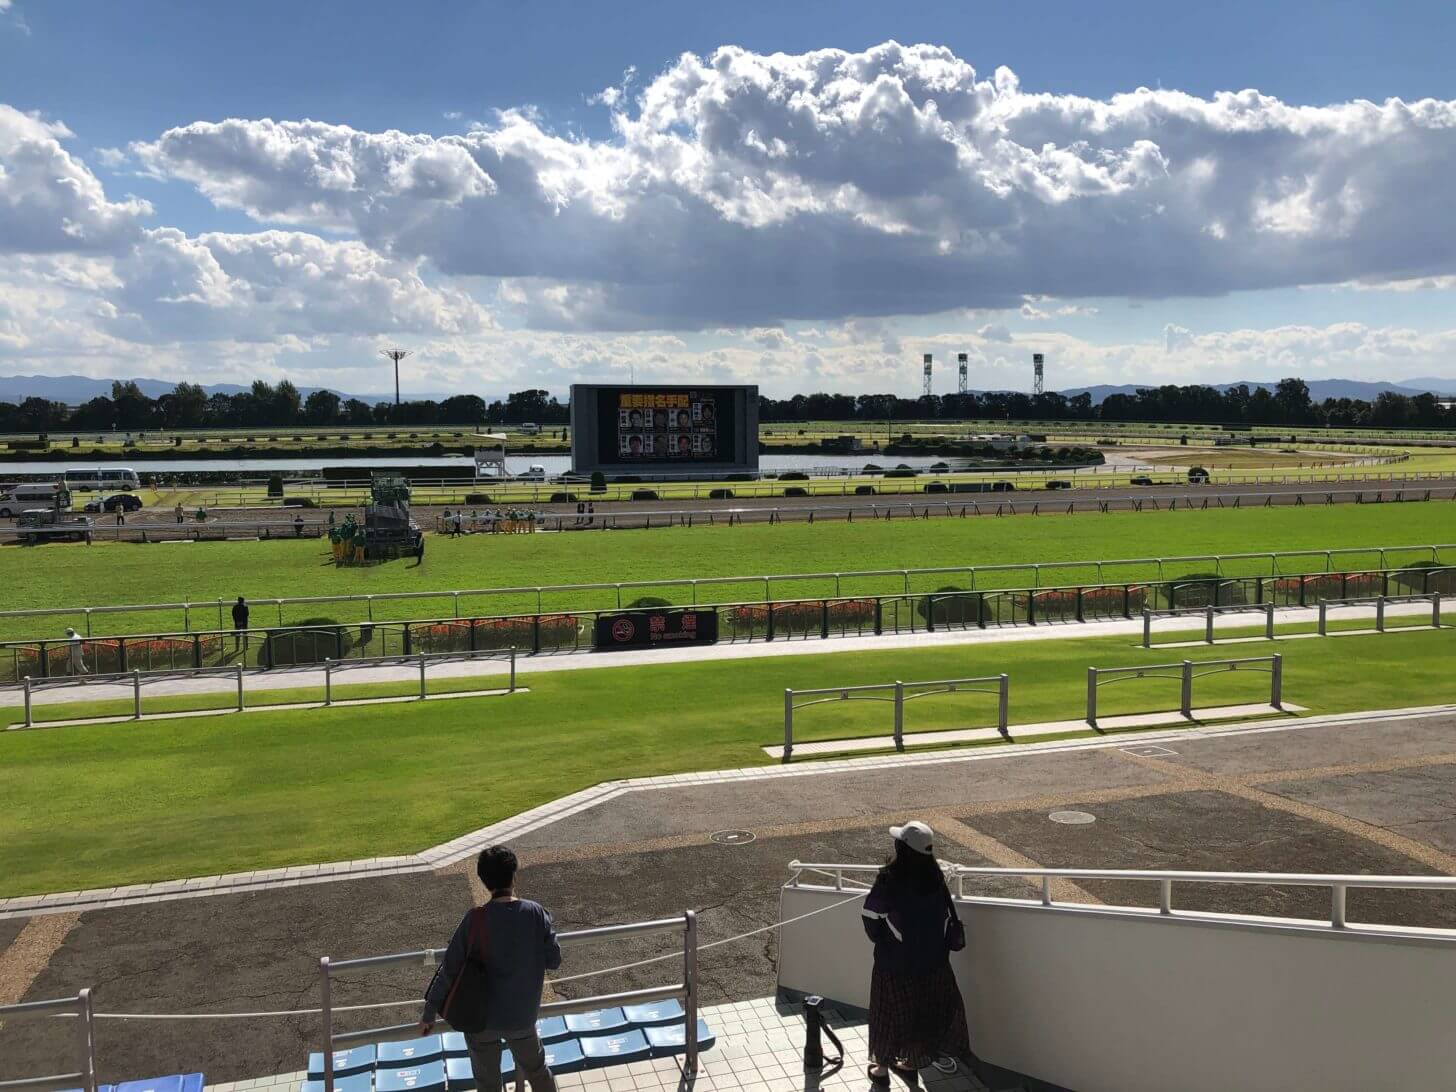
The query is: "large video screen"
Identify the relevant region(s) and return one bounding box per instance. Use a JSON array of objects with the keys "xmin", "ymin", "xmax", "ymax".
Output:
[{"xmin": 595, "ymin": 388, "xmax": 734, "ymax": 465}]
